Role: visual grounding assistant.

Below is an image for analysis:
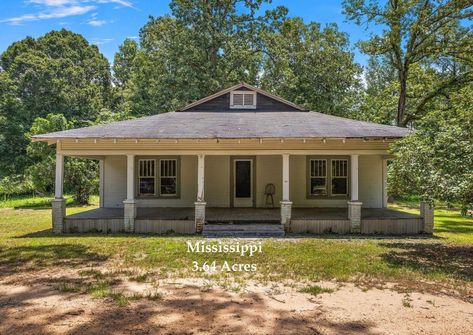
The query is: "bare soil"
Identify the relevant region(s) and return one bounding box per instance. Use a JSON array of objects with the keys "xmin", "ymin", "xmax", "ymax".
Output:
[{"xmin": 1, "ymin": 267, "xmax": 472, "ymax": 335}]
